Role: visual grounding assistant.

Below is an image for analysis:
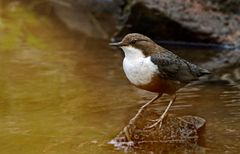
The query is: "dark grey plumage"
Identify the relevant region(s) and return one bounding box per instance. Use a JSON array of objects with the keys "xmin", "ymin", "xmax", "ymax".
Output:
[{"xmin": 151, "ymin": 50, "xmax": 210, "ymax": 83}]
